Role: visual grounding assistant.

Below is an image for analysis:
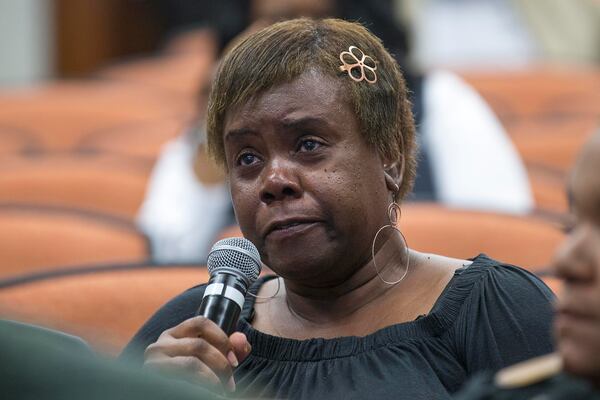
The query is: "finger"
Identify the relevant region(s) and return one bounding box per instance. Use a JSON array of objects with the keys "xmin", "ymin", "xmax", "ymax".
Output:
[
  {"xmin": 146, "ymin": 337, "xmax": 234, "ymax": 382},
  {"xmin": 230, "ymin": 332, "xmax": 252, "ymax": 363},
  {"xmin": 169, "ymin": 316, "xmax": 233, "ymax": 355},
  {"xmin": 144, "ymin": 355, "xmax": 222, "ymax": 388}
]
